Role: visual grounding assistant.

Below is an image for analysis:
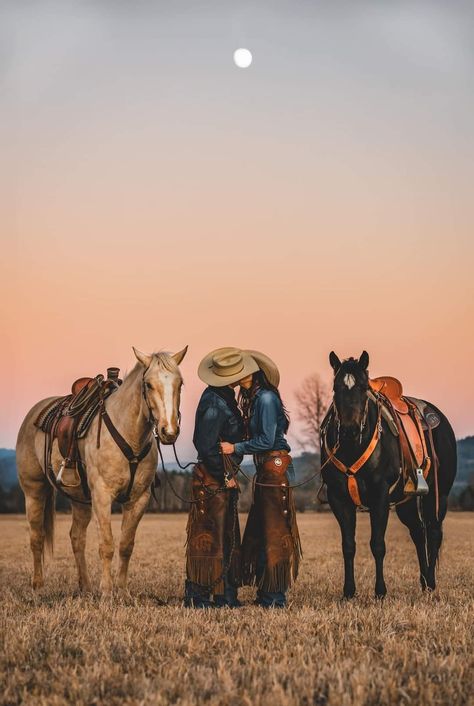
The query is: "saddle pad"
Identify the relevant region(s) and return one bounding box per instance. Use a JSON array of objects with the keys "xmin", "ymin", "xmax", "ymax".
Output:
[{"xmin": 405, "ymin": 397, "xmax": 441, "ymax": 430}]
